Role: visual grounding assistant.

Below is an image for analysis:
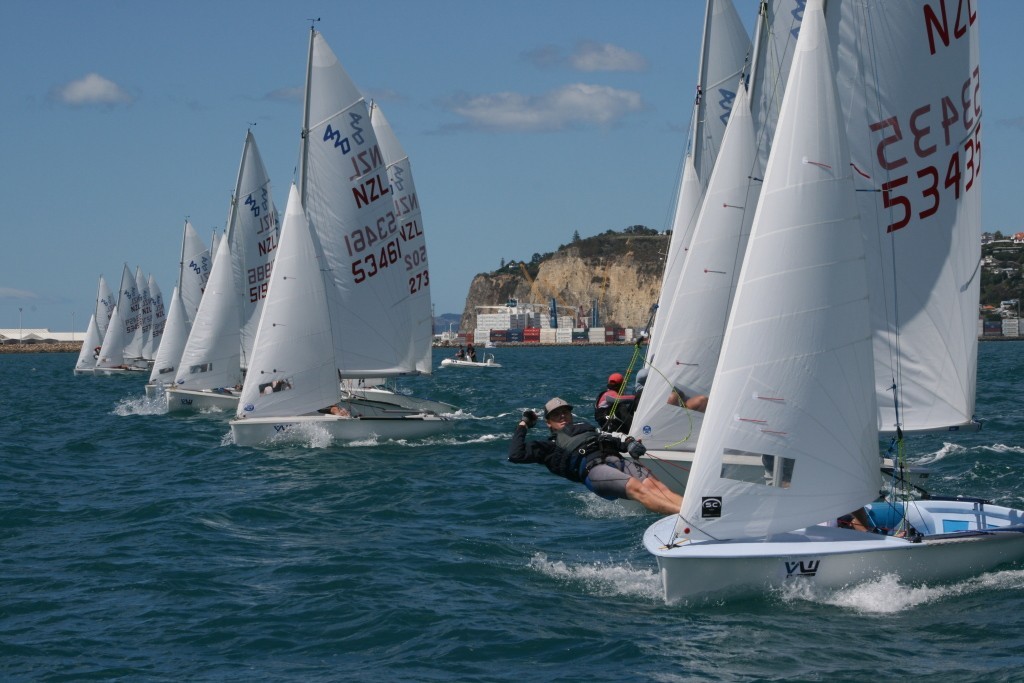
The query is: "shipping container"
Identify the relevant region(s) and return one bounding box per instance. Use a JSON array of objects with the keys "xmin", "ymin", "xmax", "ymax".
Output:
[
  {"xmin": 524, "ymin": 327, "xmax": 541, "ymax": 341},
  {"xmin": 983, "ymin": 320, "xmax": 1003, "ymax": 336},
  {"xmin": 490, "ymin": 329, "xmax": 508, "ymax": 342},
  {"xmin": 507, "ymin": 328, "xmax": 524, "ymax": 342}
]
